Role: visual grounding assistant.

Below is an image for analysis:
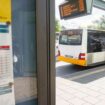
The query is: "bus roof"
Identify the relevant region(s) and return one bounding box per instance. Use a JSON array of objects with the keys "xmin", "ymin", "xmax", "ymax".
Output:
[
  {"xmin": 61, "ymin": 28, "xmax": 105, "ymax": 32},
  {"xmin": 88, "ymin": 29, "xmax": 105, "ymax": 32},
  {"xmin": 60, "ymin": 29, "xmax": 105, "ymax": 36}
]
